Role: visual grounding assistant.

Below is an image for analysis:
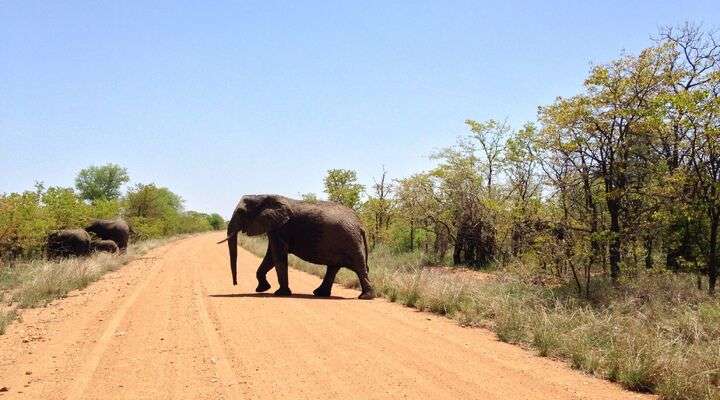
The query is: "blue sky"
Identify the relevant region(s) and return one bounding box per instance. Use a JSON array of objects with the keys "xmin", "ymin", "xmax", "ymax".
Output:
[{"xmin": 2, "ymin": 1, "xmax": 718, "ymax": 216}]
